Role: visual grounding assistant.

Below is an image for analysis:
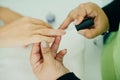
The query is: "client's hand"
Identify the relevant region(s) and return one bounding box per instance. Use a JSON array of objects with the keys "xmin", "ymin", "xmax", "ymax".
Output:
[
  {"xmin": 0, "ymin": 17, "xmax": 66, "ymax": 47},
  {"xmin": 30, "ymin": 36, "xmax": 69, "ymax": 80}
]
